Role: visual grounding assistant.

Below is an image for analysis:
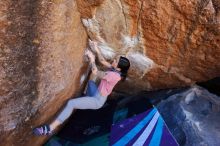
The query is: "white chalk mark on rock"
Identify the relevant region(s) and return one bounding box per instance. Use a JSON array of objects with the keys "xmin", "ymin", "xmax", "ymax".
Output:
[
  {"xmin": 127, "ymin": 52, "xmax": 155, "ymax": 77},
  {"xmin": 122, "ymin": 35, "xmax": 138, "ymax": 49},
  {"xmin": 80, "ymin": 74, "xmax": 86, "ymax": 85}
]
